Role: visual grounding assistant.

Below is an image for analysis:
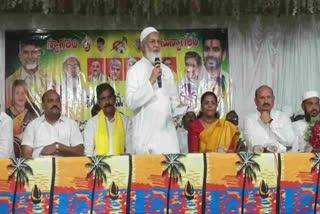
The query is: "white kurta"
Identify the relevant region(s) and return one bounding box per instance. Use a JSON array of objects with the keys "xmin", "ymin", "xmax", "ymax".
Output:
[
  {"xmin": 243, "ymin": 109, "xmax": 295, "ymax": 152},
  {"xmin": 83, "ymin": 113, "xmax": 132, "ymax": 156},
  {"xmin": 0, "ymin": 112, "xmax": 13, "ymax": 158},
  {"xmin": 177, "ymin": 128, "xmax": 188, "ymax": 153},
  {"xmin": 292, "ymin": 119, "xmax": 312, "ymax": 152},
  {"xmin": 126, "ymin": 57, "xmax": 180, "ymax": 154}
]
